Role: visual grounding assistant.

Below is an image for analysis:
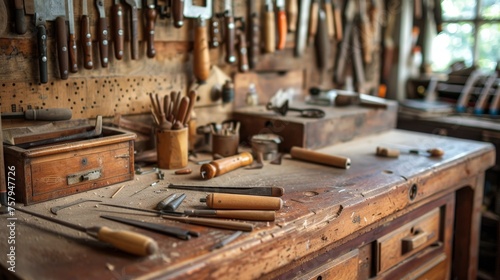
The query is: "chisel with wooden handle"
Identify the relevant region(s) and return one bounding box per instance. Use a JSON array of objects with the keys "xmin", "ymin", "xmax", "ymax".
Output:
[
  {"xmin": 308, "ymin": 0, "xmax": 319, "ymax": 44},
  {"xmin": 95, "ymin": 0, "xmax": 109, "ymax": 67},
  {"xmin": 359, "ymin": 0, "xmax": 372, "ymax": 64},
  {"xmin": 185, "ymin": 209, "xmax": 276, "ymax": 221},
  {"xmin": 332, "ymin": 0, "xmax": 342, "ymax": 41},
  {"xmin": 55, "ymin": 16, "xmax": 69, "ymax": 79},
  {"xmin": 112, "ymin": 0, "xmax": 125, "ymax": 60},
  {"xmin": 287, "ymin": 0, "xmax": 298, "ymax": 32},
  {"xmin": 66, "ymin": 0, "xmax": 78, "ymax": 73},
  {"xmin": 200, "ymin": 152, "xmax": 253, "ymax": 179},
  {"xmin": 81, "ymin": 0, "xmax": 93, "ymax": 69},
  {"xmin": 323, "ymin": 0, "xmax": 334, "ymax": 39},
  {"xmin": 201, "ymin": 193, "xmax": 283, "ymax": 210},
  {"xmin": 314, "ymin": 8, "xmax": 330, "ymax": 70},
  {"xmin": 290, "ymin": 146, "xmax": 351, "ymax": 169},
  {"xmin": 193, "ymin": 18, "xmax": 211, "ymax": 82},
  {"xmin": 276, "ymin": 0, "xmax": 287, "ymax": 50},
  {"xmin": 12, "ymin": 206, "xmax": 158, "ymax": 256},
  {"xmin": 263, "ymin": 0, "xmax": 275, "ymax": 53}
]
